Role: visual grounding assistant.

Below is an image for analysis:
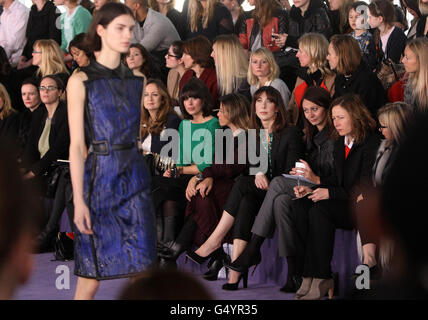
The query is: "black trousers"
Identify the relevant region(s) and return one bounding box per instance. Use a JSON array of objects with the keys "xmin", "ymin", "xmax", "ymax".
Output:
[
  {"xmin": 223, "ymin": 176, "xmax": 267, "ymax": 242},
  {"xmin": 291, "ymin": 198, "xmax": 354, "ymax": 279}
]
